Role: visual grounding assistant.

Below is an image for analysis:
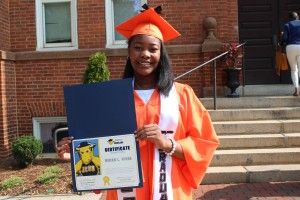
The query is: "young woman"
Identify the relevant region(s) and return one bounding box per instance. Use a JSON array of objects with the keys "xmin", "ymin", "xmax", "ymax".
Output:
[
  {"xmin": 56, "ymin": 5, "xmax": 219, "ymax": 200},
  {"xmin": 281, "ymin": 11, "xmax": 300, "ymax": 96}
]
